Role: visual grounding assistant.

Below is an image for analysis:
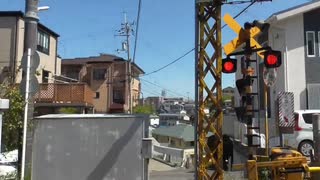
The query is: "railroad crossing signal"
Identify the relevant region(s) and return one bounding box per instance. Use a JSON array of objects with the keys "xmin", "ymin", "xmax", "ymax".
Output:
[
  {"xmin": 264, "ymin": 50, "xmax": 282, "ymax": 68},
  {"xmin": 222, "ymin": 57, "xmax": 237, "ymax": 73},
  {"xmin": 223, "ymin": 13, "xmax": 264, "ymax": 58}
]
